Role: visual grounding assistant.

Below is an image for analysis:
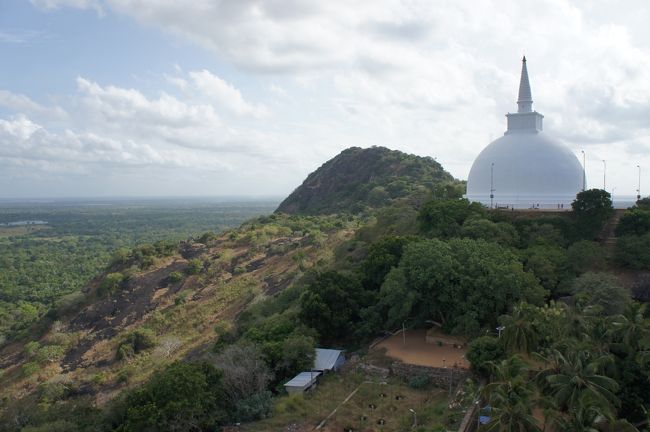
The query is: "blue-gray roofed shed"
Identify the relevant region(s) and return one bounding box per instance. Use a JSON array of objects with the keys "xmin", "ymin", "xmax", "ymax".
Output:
[
  {"xmin": 283, "ymin": 371, "xmax": 322, "ymax": 394},
  {"xmin": 314, "ymin": 348, "xmax": 345, "ymax": 372}
]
